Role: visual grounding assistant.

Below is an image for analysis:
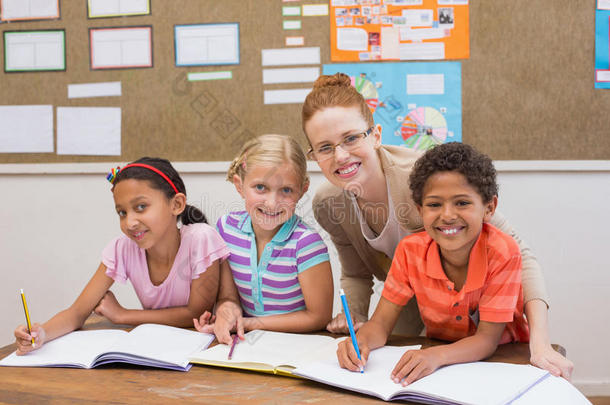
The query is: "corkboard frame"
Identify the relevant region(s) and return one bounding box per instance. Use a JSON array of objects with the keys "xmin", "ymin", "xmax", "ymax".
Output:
[{"xmin": 0, "ymin": 0, "xmax": 608, "ymax": 164}]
